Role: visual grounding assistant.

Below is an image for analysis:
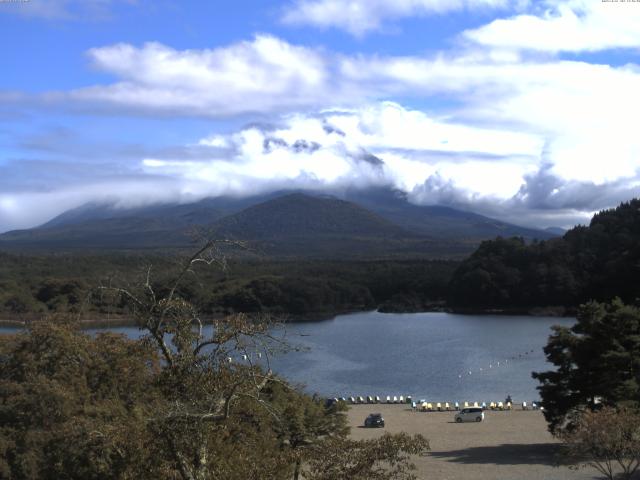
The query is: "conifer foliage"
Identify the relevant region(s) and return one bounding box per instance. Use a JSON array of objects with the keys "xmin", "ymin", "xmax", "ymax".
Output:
[{"xmin": 533, "ymin": 300, "xmax": 640, "ymax": 433}]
